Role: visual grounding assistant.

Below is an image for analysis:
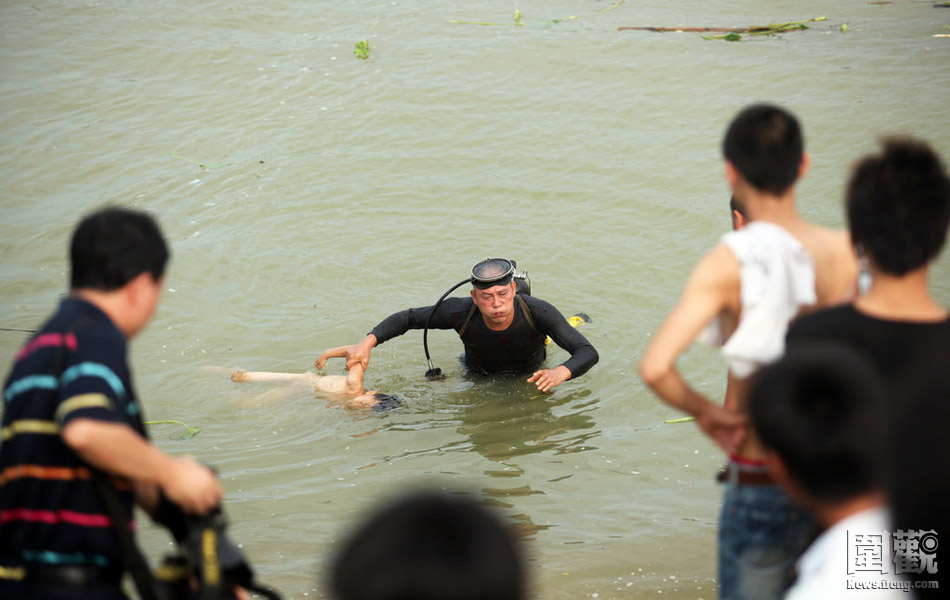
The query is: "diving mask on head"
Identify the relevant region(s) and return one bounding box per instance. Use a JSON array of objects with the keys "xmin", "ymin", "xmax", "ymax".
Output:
[
  {"xmin": 423, "ymin": 258, "xmax": 531, "ymax": 380},
  {"xmin": 470, "ymin": 257, "xmax": 530, "ymax": 294}
]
